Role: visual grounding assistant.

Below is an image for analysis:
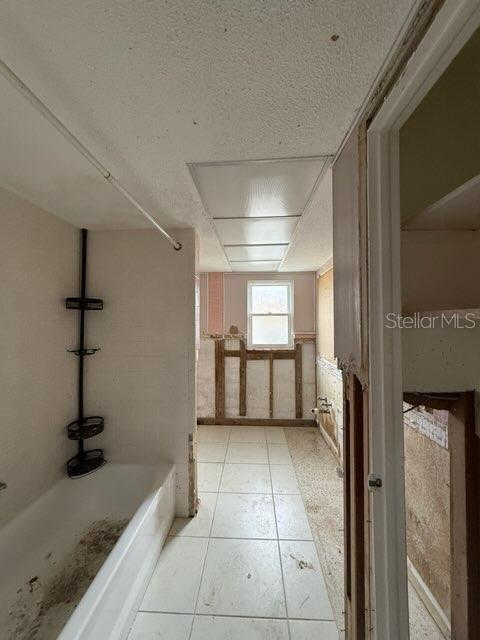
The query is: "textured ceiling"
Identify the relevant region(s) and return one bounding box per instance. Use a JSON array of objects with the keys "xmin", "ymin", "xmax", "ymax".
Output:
[{"xmin": 0, "ymin": 0, "xmax": 415, "ymax": 270}]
